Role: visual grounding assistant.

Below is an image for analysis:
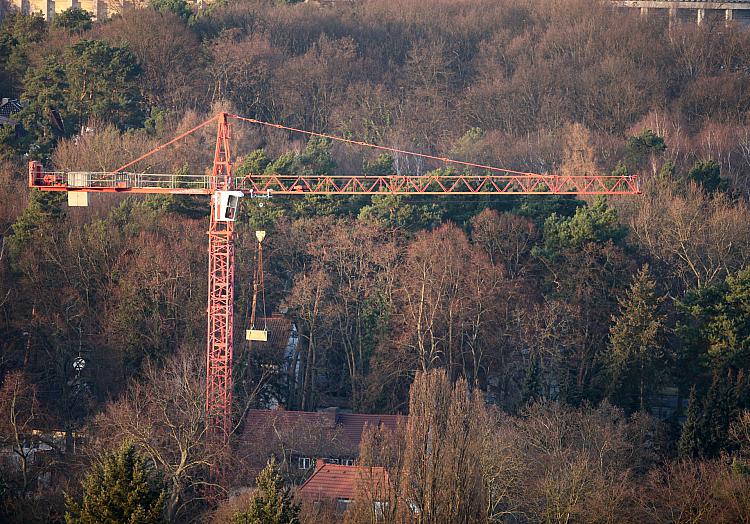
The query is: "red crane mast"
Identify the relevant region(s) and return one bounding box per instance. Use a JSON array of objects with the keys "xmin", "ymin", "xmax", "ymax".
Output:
[
  {"xmin": 206, "ymin": 114, "xmax": 236, "ymax": 438},
  {"xmin": 28, "ymin": 111, "xmax": 640, "ymax": 442}
]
